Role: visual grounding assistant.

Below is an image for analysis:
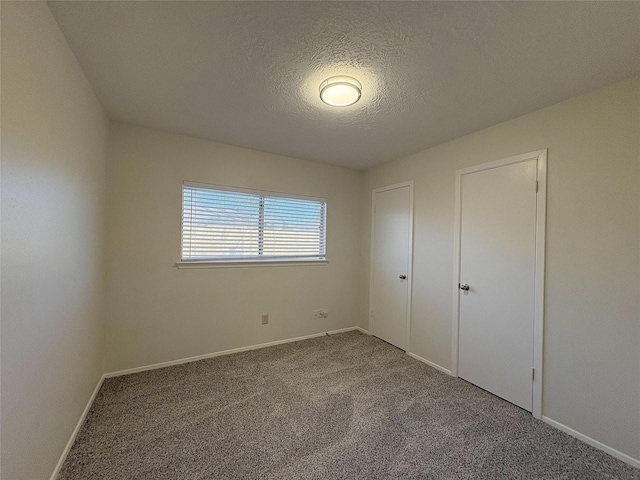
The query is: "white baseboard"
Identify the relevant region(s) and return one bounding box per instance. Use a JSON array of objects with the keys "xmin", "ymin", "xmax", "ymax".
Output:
[
  {"xmin": 105, "ymin": 326, "xmax": 364, "ymax": 378},
  {"xmin": 542, "ymin": 416, "xmax": 640, "ymax": 469},
  {"xmin": 50, "ymin": 374, "xmax": 106, "ymax": 480},
  {"xmin": 354, "ymin": 326, "xmax": 370, "ymax": 335},
  {"xmin": 406, "ymin": 352, "xmax": 453, "ymax": 375}
]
